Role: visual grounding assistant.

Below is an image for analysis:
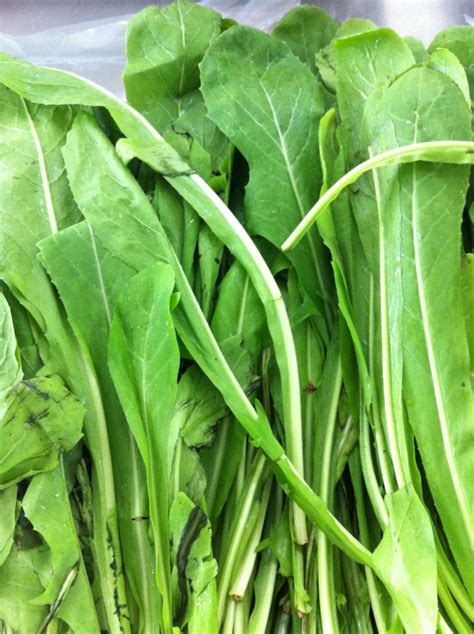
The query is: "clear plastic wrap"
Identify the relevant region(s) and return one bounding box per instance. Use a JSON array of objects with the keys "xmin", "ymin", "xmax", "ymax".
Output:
[{"xmin": 0, "ymin": 1, "xmax": 472, "ymax": 96}]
